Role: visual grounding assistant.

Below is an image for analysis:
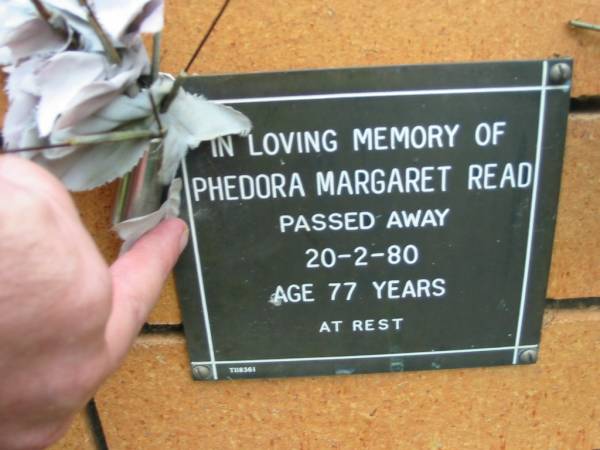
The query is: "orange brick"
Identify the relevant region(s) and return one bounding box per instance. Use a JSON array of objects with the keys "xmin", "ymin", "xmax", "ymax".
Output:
[
  {"xmin": 95, "ymin": 309, "xmax": 600, "ymax": 449},
  {"xmin": 49, "ymin": 411, "xmax": 95, "ymax": 450},
  {"xmin": 0, "ymin": 3, "xmax": 599, "ymax": 449},
  {"xmin": 161, "ymin": 0, "xmax": 600, "ymax": 97},
  {"xmin": 548, "ymin": 114, "xmax": 600, "ymax": 298}
]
